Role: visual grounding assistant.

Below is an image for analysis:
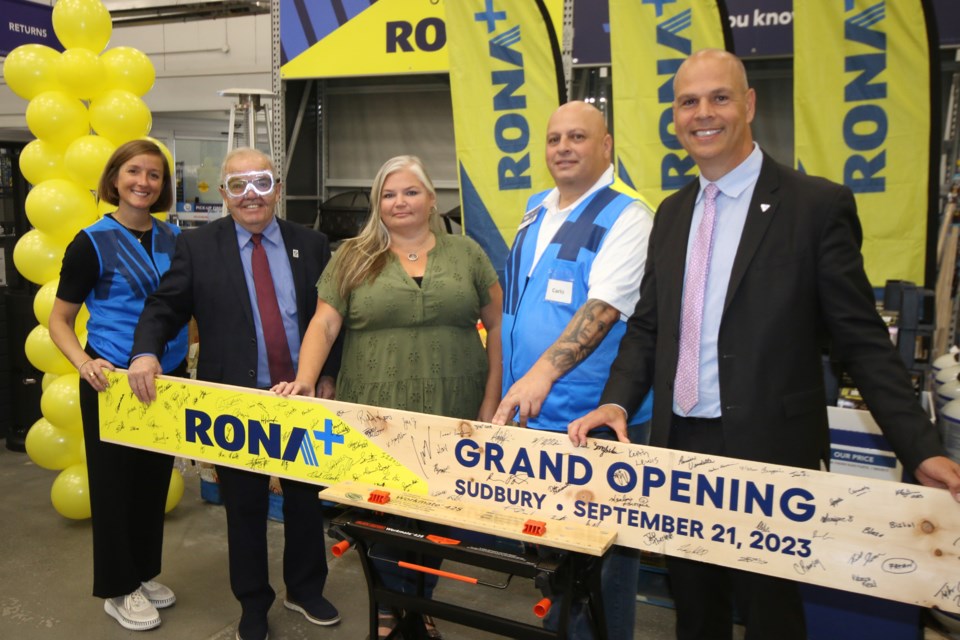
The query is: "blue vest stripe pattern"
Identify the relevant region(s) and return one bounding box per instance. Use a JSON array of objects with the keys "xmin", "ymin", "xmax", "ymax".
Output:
[
  {"xmin": 502, "ymin": 182, "xmax": 653, "ymax": 431},
  {"xmin": 552, "ymin": 187, "xmax": 618, "ymax": 261},
  {"xmin": 505, "ymin": 223, "xmax": 532, "ymax": 315},
  {"xmin": 84, "ymin": 217, "xmax": 189, "ymax": 371},
  {"xmin": 111, "ymin": 235, "xmax": 154, "ymax": 298}
]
